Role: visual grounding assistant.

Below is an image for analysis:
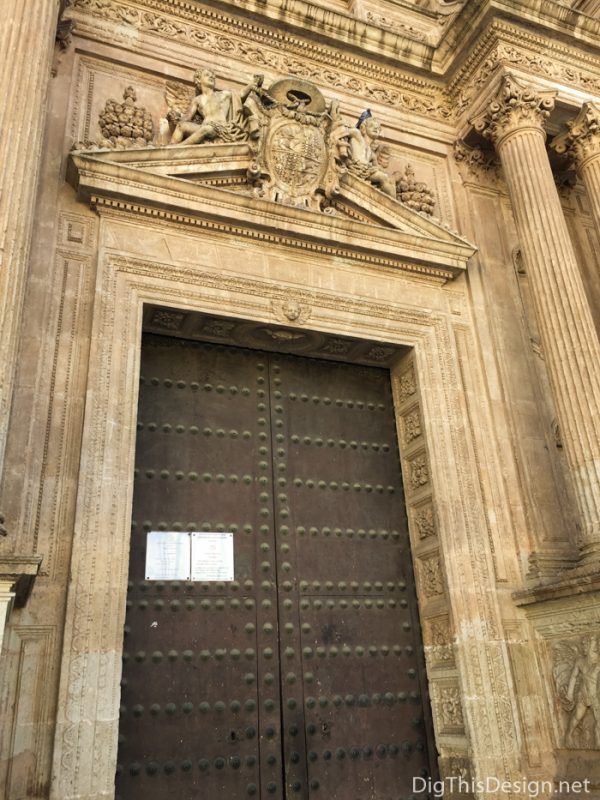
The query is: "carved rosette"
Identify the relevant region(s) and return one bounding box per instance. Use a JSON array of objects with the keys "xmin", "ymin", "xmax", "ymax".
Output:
[
  {"xmin": 471, "ymin": 75, "xmax": 556, "ymax": 147},
  {"xmin": 552, "ymin": 102, "xmax": 600, "ymax": 171}
]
